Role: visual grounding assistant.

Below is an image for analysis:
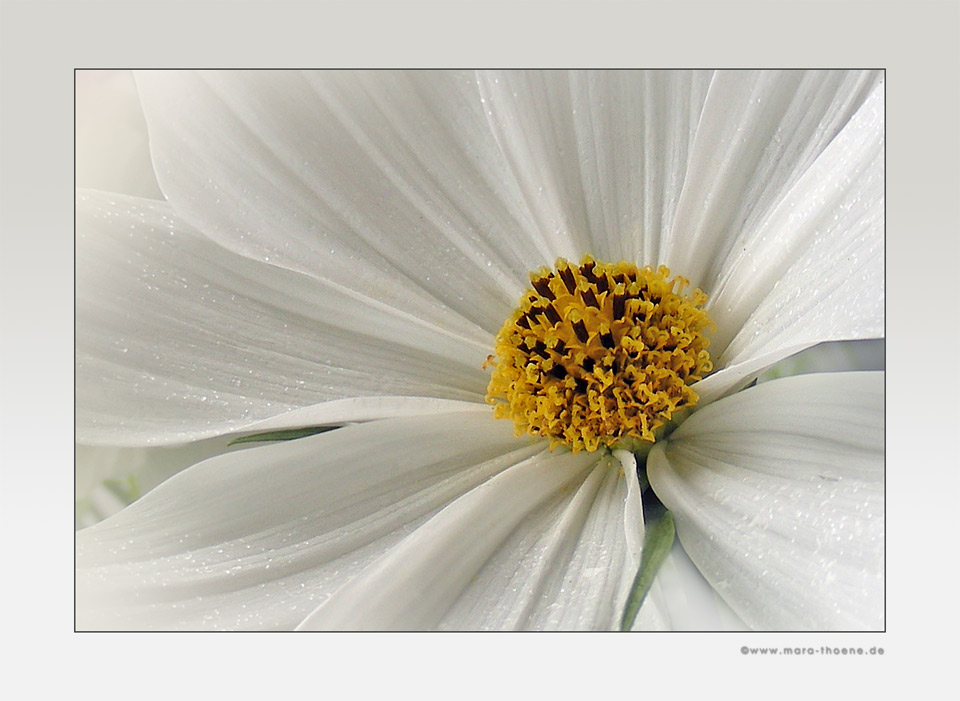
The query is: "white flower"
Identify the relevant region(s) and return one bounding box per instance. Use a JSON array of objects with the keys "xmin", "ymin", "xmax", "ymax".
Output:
[{"xmin": 76, "ymin": 70, "xmax": 884, "ymax": 631}]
